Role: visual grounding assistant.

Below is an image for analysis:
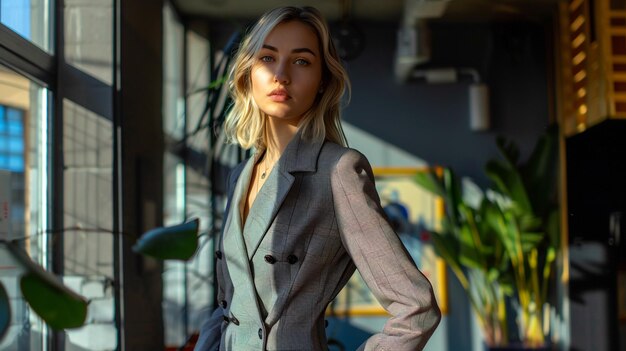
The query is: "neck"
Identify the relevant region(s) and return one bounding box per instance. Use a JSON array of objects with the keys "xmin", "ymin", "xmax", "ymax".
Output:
[{"xmin": 264, "ymin": 116, "xmax": 300, "ymax": 162}]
